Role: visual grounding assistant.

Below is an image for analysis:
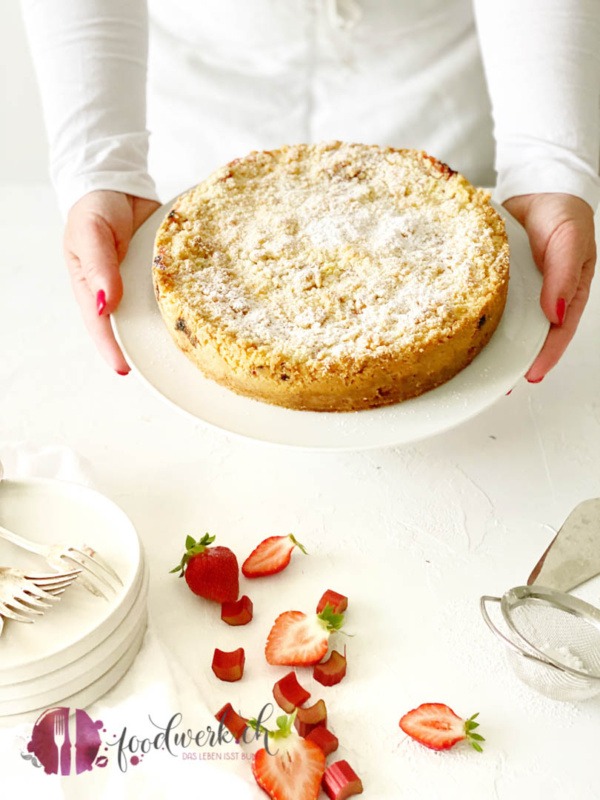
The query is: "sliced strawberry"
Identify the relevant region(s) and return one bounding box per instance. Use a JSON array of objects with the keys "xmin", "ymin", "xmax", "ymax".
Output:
[
  {"xmin": 215, "ymin": 703, "xmax": 248, "ymax": 741},
  {"xmin": 313, "ymin": 648, "xmax": 347, "ymax": 687},
  {"xmin": 249, "ymin": 712, "xmax": 326, "ymax": 800},
  {"xmin": 294, "ymin": 700, "xmax": 327, "ymax": 738},
  {"xmin": 316, "ymin": 590, "xmax": 348, "ymax": 615},
  {"xmin": 221, "ymin": 595, "xmax": 253, "ymax": 626},
  {"xmin": 305, "ymin": 726, "xmax": 339, "ymax": 757},
  {"xmin": 211, "ymin": 647, "xmax": 245, "ymax": 682},
  {"xmin": 399, "ymin": 704, "xmax": 484, "ymax": 752},
  {"xmin": 242, "ymin": 534, "xmax": 307, "ymax": 578},
  {"xmin": 322, "ymin": 760, "xmax": 364, "ymax": 799},
  {"xmin": 265, "ymin": 607, "xmax": 344, "ymax": 666},
  {"xmin": 273, "ymin": 671, "xmax": 311, "ymax": 713}
]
